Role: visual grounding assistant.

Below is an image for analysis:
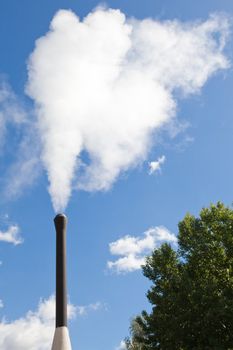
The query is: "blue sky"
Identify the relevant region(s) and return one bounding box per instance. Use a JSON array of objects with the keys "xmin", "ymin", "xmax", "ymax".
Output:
[{"xmin": 0, "ymin": 1, "xmax": 233, "ymax": 349}]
